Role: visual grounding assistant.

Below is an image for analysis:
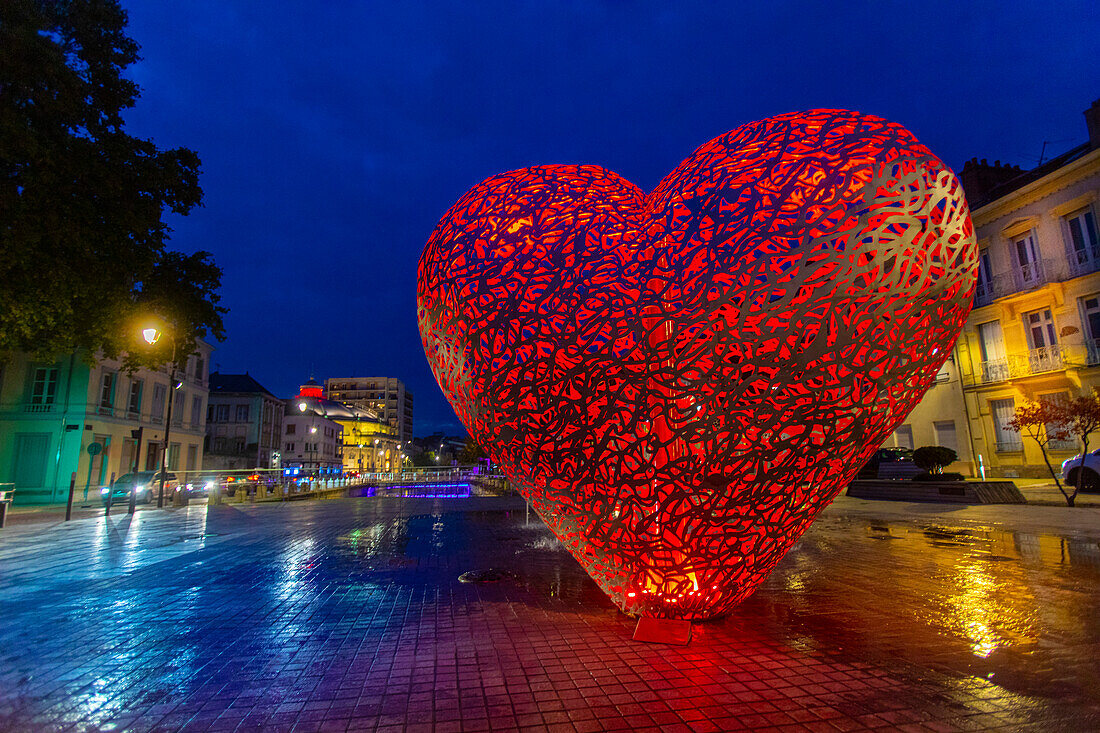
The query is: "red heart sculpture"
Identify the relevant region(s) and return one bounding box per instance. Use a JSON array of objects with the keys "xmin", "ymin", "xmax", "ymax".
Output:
[{"xmin": 418, "ymin": 109, "xmax": 976, "ymax": 619}]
